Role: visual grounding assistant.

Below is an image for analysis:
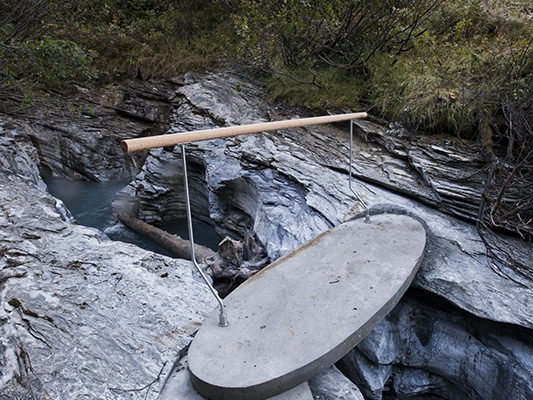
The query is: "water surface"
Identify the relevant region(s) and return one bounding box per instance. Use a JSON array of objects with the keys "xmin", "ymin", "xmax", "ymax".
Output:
[{"xmin": 43, "ymin": 175, "xmax": 220, "ymax": 253}]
